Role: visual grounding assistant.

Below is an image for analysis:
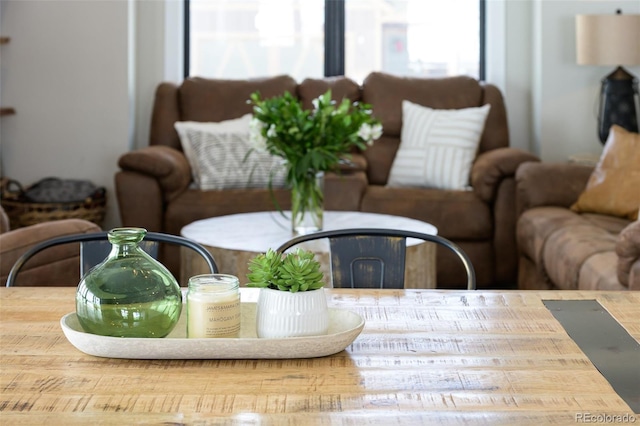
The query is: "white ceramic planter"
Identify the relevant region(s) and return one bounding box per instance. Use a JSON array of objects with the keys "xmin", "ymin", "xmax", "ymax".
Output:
[{"xmin": 256, "ymin": 287, "xmax": 329, "ymax": 338}]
